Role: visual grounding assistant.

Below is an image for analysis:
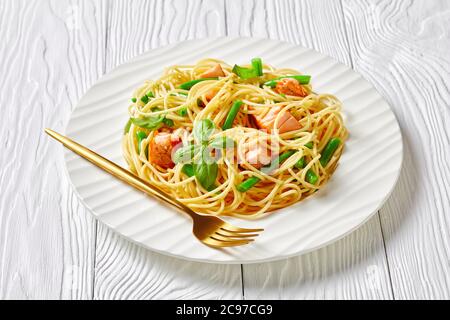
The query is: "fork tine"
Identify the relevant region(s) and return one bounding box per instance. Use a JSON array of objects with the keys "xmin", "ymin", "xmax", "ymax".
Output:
[
  {"xmin": 211, "ymin": 234, "xmax": 255, "ymax": 243},
  {"xmin": 216, "ymin": 230, "xmax": 259, "ymax": 238},
  {"xmin": 220, "ymin": 225, "xmax": 264, "ymax": 234},
  {"xmin": 203, "ymin": 237, "xmax": 253, "ymax": 248}
]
